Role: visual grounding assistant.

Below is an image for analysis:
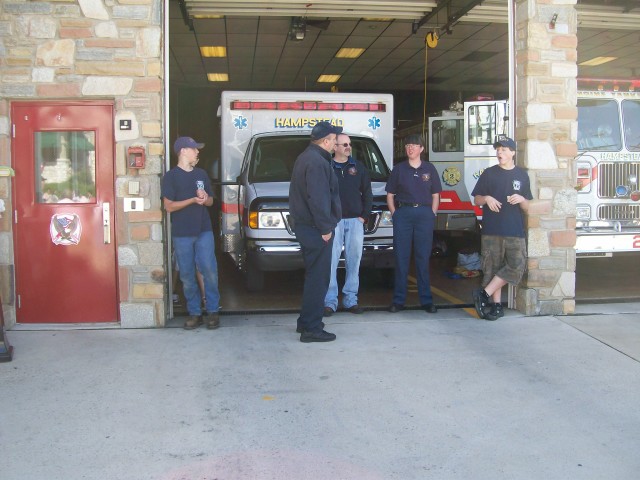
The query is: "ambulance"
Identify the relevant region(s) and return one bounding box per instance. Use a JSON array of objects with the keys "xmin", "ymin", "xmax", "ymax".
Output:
[{"xmin": 217, "ymin": 91, "xmax": 395, "ymax": 291}]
